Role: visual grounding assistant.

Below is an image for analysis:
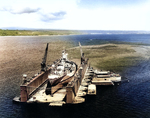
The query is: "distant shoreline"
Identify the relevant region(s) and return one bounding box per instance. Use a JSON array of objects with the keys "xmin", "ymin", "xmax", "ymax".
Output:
[
  {"xmin": 0, "ymin": 29, "xmax": 83, "ymax": 36},
  {"xmin": 1, "ymin": 29, "xmax": 150, "ymax": 36}
]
